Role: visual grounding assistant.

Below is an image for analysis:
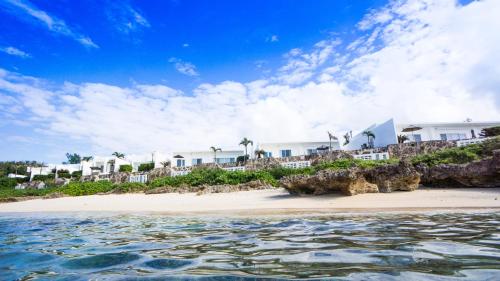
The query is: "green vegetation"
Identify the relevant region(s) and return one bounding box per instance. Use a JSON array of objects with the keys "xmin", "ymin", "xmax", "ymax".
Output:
[
  {"xmin": 150, "ymin": 167, "xmax": 279, "ymax": 188},
  {"xmin": 480, "ymin": 126, "xmax": 500, "ymax": 137},
  {"xmin": 1, "ymin": 138, "xmax": 497, "ymax": 200},
  {"xmin": 138, "ymin": 162, "xmax": 154, "ymax": 172},
  {"xmin": 33, "ymin": 174, "xmax": 55, "ymax": 181},
  {"xmin": 65, "ymin": 153, "xmax": 81, "ymax": 164},
  {"xmin": 0, "ymin": 161, "xmax": 40, "ymax": 177},
  {"xmin": 119, "ymin": 164, "xmax": 133, "ymax": 172},
  {"xmin": 412, "ymin": 137, "xmax": 499, "ymax": 167},
  {"xmin": 59, "ymin": 181, "xmax": 115, "ymax": 196}
]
